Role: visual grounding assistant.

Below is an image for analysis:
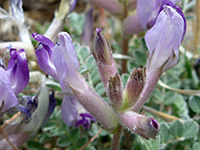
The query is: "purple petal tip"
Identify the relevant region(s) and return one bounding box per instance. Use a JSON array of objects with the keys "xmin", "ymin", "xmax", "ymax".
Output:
[
  {"xmin": 96, "ymin": 28, "xmax": 102, "ymax": 37},
  {"xmin": 150, "ymin": 118, "xmax": 159, "ymax": 129}
]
